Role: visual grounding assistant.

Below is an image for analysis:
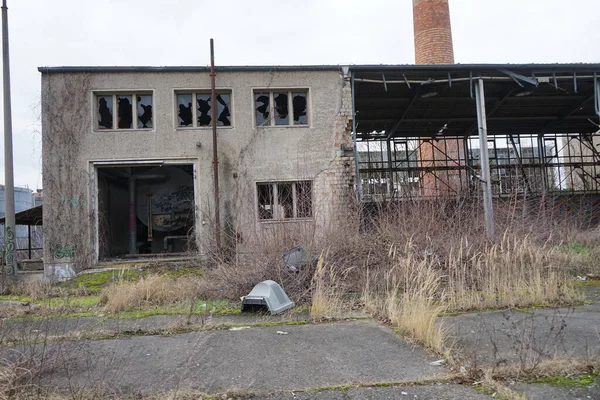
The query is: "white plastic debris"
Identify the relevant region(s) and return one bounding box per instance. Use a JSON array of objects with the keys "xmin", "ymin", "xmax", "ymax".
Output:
[
  {"xmin": 430, "ymin": 359, "xmax": 446, "ymax": 366},
  {"xmin": 229, "ymin": 326, "xmax": 251, "ymax": 331},
  {"xmin": 401, "ymin": 391, "xmax": 408, "ymax": 395},
  {"xmin": 276, "ymin": 331, "xmax": 289, "ymax": 335}
]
